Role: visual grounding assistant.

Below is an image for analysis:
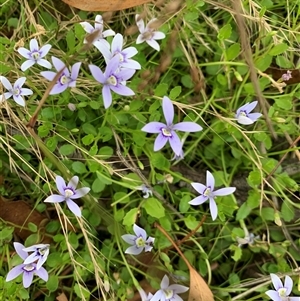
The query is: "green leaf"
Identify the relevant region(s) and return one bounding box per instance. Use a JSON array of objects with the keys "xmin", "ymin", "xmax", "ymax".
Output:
[
  {"xmin": 72, "ymin": 161, "xmax": 87, "ymax": 174},
  {"xmin": 260, "ymin": 207, "xmax": 275, "ymax": 221},
  {"xmin": 246, "ymin": 190, "xmax": 260, "ymax": 208},
  {"xmin": 179, "ymin": 195, "xmax": 191, "ymax": 213},
  {"xmin": 46, "ymin": 275, "xmax": 59, "ymax": 292},
  {"xmin": 142, "ymin": 198, "xmax": 165, "ymax": 218},
  {"xmin": 184, "ymin": 11, "xmax": 198, "ymax": 22},
  {"xmin": 151, "ymin": 153, "xmax": 170, "ymax": 170},
  {"xmin": 218, "ymin": 24, "xmax": 232, "ymax": 40},
  {"xmin": 184, "ymin": 215, "xmax": 199, "ymax": 230},
  {"xmin": 27, "ymin": 222, "xmax": 37, "ymax": 232},
  {"xmin": 276, "ymin": 56, "xmax": 293, "ymax": 68},
  {"xmin": 154, "ymin": 83, "xmax": 168, "ymax": 97},
  {"xmin": 82, "ymin": 123, "xmax": 97, "ymax": 135},
  {"xmin": 66, "ymin": 29, "xmax": 76, "ymax": 52},
  {"xmin": 92, "ymin": 178, "xmax": 105, "ymax": 193},
  {"xmin": 89, "ymin": 100, "xmax": 101, "ymax": 109},
  {"xmin": 255, "ymin": 54, "xmax": 272, "ymax": 71},
  {"xmin": 74, "ymin": 284, "xmax": 90, "ymax": 299},
  {"xmin": 82, "ymin": 134, "xmax": 95, "ymax": 146},
  {"xmin": 268, "ymin": 43, "xmax": 288, "ymax": 56},
  {"xmin": 226, "ymin": 43, "xmax": 241, "ymax": 60},
  {"xmin": 281, "ymin": 201, "xmax": 295, "ymax": 222},
  {"xmin": 59, "ymin": 144, "xmax": 75, "ymax": 156},
  {"xmin": 96, "ymin": 171, "xmax": 112, "ymax": 185},
  {"xmin": 274, "ymin": 97, "xmax": 293, "ymax": 110},
  {"xmin": 247, "ymin": 170, "xmax": 261, "ymax": 187},
  {"xmin": 123, "ymin": 208, "xmax": 139, "ymax": 226},
  {"xmin": 169, "ymin": 86, "xmax": 182, "ymax": 99},
  {"xmin": 236, "ymin": 202, "xmax": 252, "ymax": 220},
  {"xmin": 98, "ymin": 146, "xmax": 113, "ymax": 159},
  {"xmin": 0, "ymin": 227, "xmax": 14, "ymax": 240},
  {"xmin": 113, "ymin": 192, "xmax": 129, "ymax": 204},
  {"xmin": 19, "ymin": 288, "xmax": 29, "ymax": 299},
  {"xmin": 231, "ymin": 245, "xmax": 242, "ymax": 261}
]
